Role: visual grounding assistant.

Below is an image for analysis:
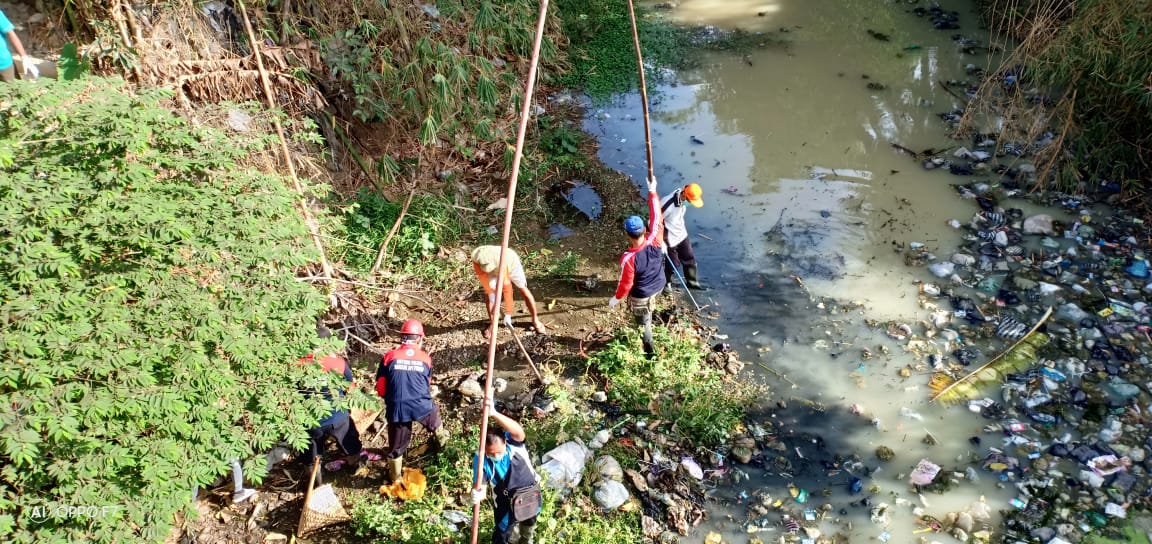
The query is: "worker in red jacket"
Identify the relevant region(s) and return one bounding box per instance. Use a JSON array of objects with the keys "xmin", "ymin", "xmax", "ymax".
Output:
[
  {"xmin": 609, "ymin": 175, "xmax": 666, "ymax": 359},
  {"xmin": 375, "ymin": 319, "xmax": 449, "ymax": 483},
  {"xmin": 301, "ymin": 326, "xmax": 382, "ymax": 472}
]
